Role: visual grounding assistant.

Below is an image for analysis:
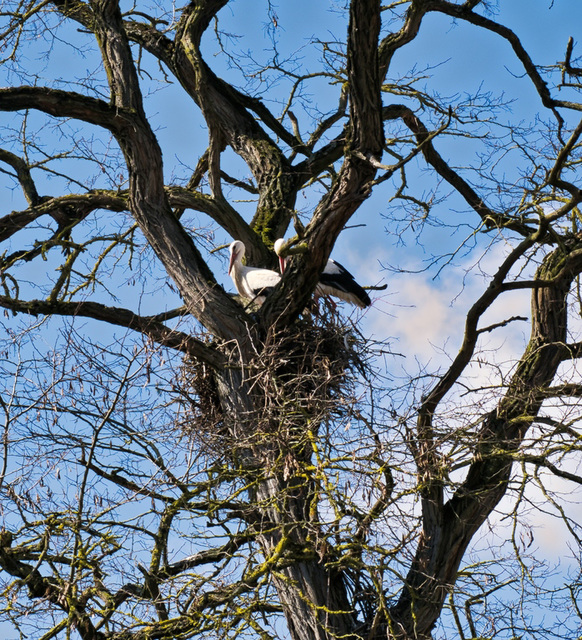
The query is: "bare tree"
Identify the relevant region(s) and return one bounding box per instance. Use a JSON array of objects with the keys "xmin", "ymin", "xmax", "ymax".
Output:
[{"xmin": 0, "ymin": 1, "xmax": 582, "ymax": 639}]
